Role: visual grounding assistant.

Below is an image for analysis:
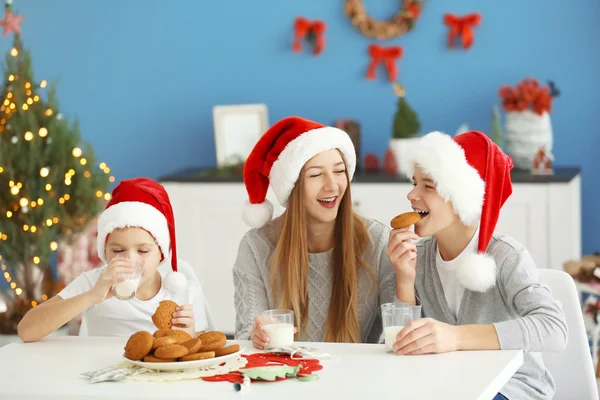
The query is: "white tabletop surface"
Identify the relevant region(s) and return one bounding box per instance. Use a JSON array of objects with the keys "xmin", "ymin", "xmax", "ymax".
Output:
[{"xmin": 0, "ymin": 336, "xmax": 523, "ymax": 400}]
